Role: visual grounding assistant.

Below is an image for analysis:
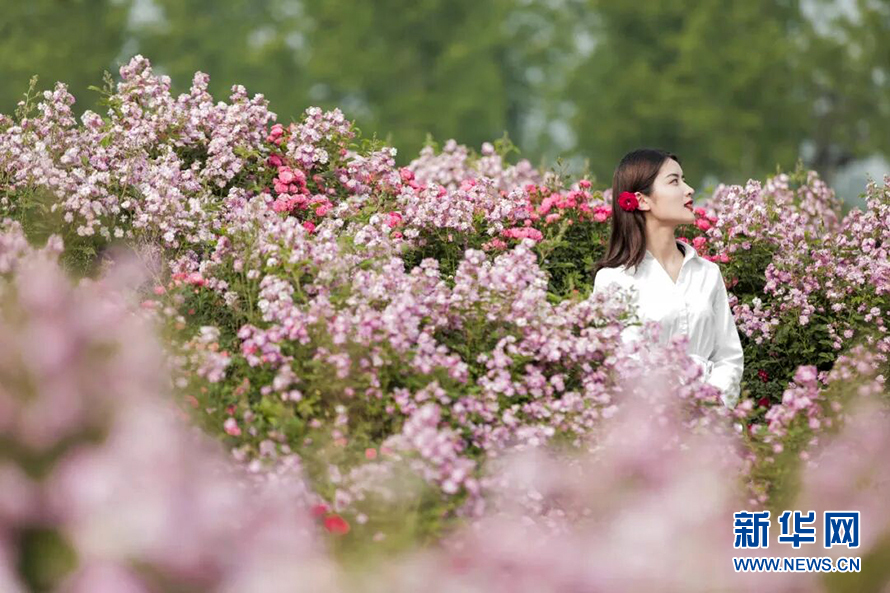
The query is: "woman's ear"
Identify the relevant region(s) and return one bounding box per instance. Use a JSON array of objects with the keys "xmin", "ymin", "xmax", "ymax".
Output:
[{"xmin": 636, "ymin": 192, "xmax": 650, "ymax": 211}]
